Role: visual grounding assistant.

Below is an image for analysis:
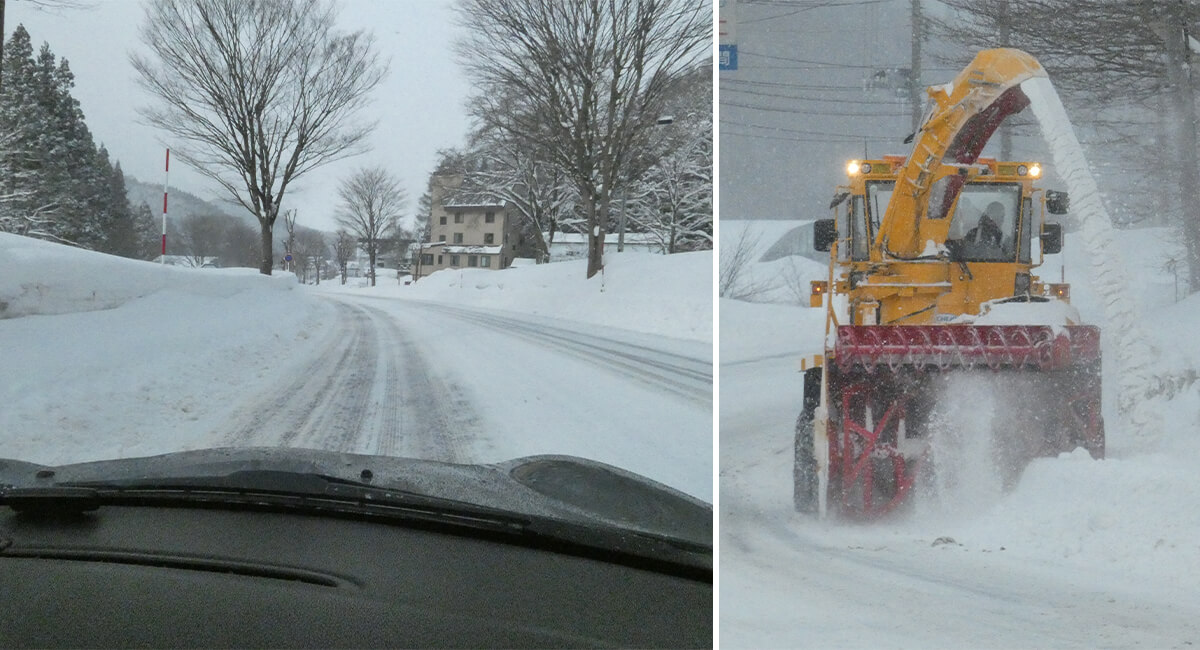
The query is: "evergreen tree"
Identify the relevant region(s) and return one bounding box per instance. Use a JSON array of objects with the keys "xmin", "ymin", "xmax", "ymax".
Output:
[
  {"xmin": 0, "ymin": 25, "xmax": 108, "ymax": 253},
  {"xmin": 99, "ymin": 155, "xmax": 139, "ymax": 257}
]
